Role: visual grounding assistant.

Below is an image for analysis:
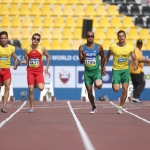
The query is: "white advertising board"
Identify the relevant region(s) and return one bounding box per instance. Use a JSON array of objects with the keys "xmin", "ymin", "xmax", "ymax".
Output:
[{"xmin": 54, "ymin": 66, "xmax": 75, "ymax": 88}]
